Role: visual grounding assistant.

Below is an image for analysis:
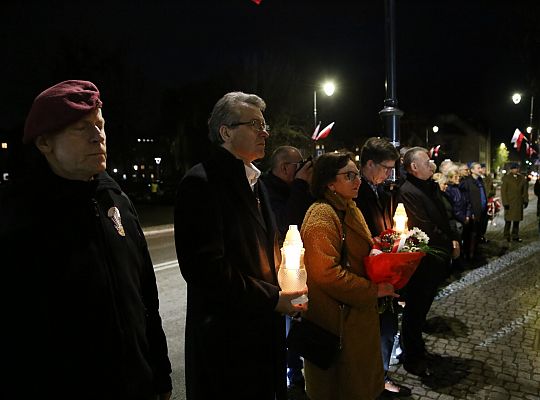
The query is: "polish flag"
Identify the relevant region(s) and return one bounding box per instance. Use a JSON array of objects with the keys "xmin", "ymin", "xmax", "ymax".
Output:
[
  {"xmin": 311, "ymin": 122, "xmax": 321, "ymax": 140},
  {"xmin": 525, "ymin": 142, "xmax": 537, "ymax": 158},
  {"xmin": 315, "ymin": 122, "xmax": 335, "ymax": 141},
  {"xmin": 511, "ymin": 128, "xmax": 526, "ymax": 151},
  {"xmin": 429, "ymin": 145, "xmax": 441, "ymax": 159}
]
